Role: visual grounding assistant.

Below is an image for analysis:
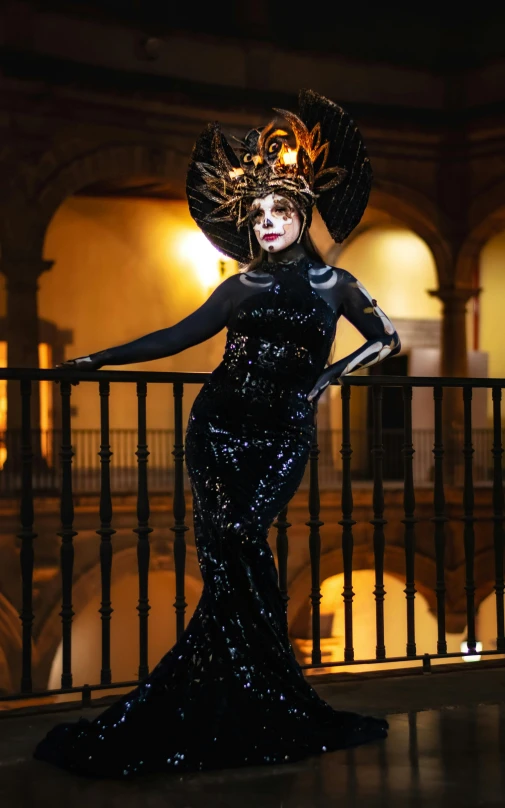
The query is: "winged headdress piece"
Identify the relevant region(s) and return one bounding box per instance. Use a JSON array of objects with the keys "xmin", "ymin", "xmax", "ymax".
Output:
[{"xmin": 187, "ymin": 90, "xmax": 372, "ymax": 263}]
